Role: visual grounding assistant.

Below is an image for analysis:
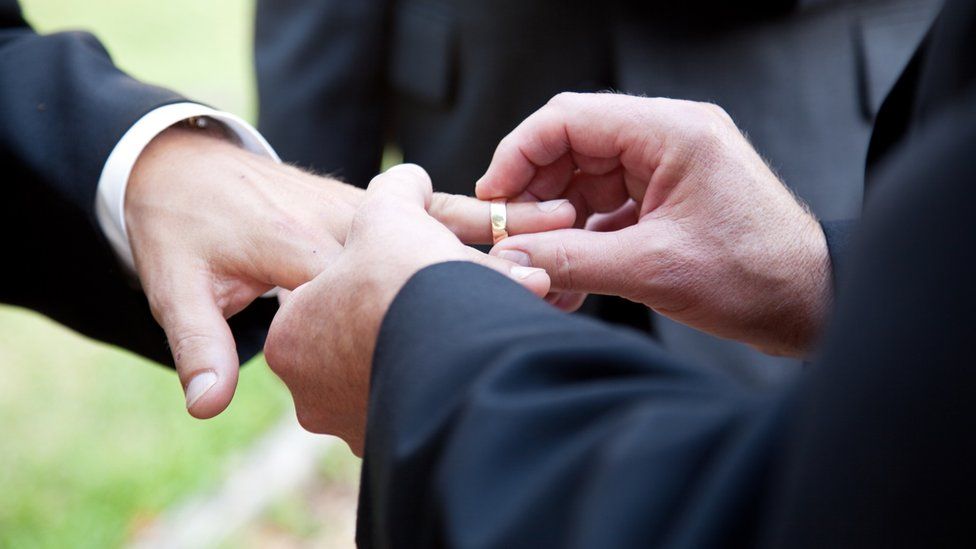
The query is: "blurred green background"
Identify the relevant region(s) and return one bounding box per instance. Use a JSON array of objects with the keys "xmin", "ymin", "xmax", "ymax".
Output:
[
  {"xmin": 23, "ymin": 0, "xmax": 260, "ymax": 118},
  {"xmin": 0, "ymin": 1, "xmax": 358, "ymax": 547}
]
